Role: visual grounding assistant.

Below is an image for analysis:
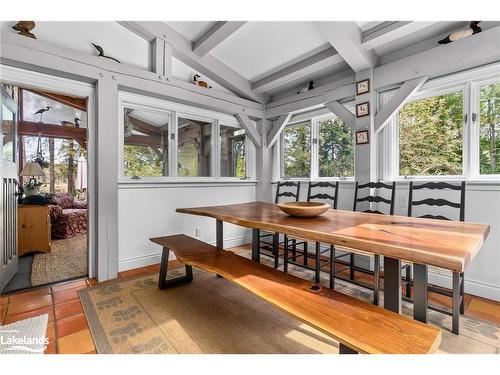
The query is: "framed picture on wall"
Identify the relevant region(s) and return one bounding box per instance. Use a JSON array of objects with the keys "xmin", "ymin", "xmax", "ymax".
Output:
[
  {"xmin": 355, "ymin": 130, "xmax": 369, "ymax": 145},
  {"xmin": 356, "ymin": 102, "xmax": 370, "ymax": 117},
  {"xmin": 356, "ymin": 79, "xmax": 370, "ymax": 95}
]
